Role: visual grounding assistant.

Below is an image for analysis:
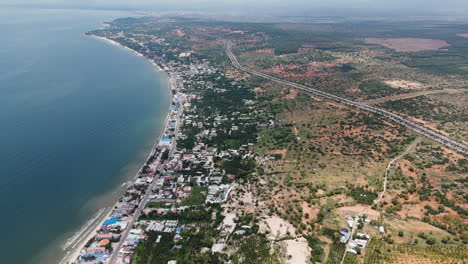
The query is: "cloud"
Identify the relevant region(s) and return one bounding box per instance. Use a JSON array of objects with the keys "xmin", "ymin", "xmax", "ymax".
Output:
[{"xmin": 2, "ymin": 0, "xmax": 467, "ymax": 15}]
